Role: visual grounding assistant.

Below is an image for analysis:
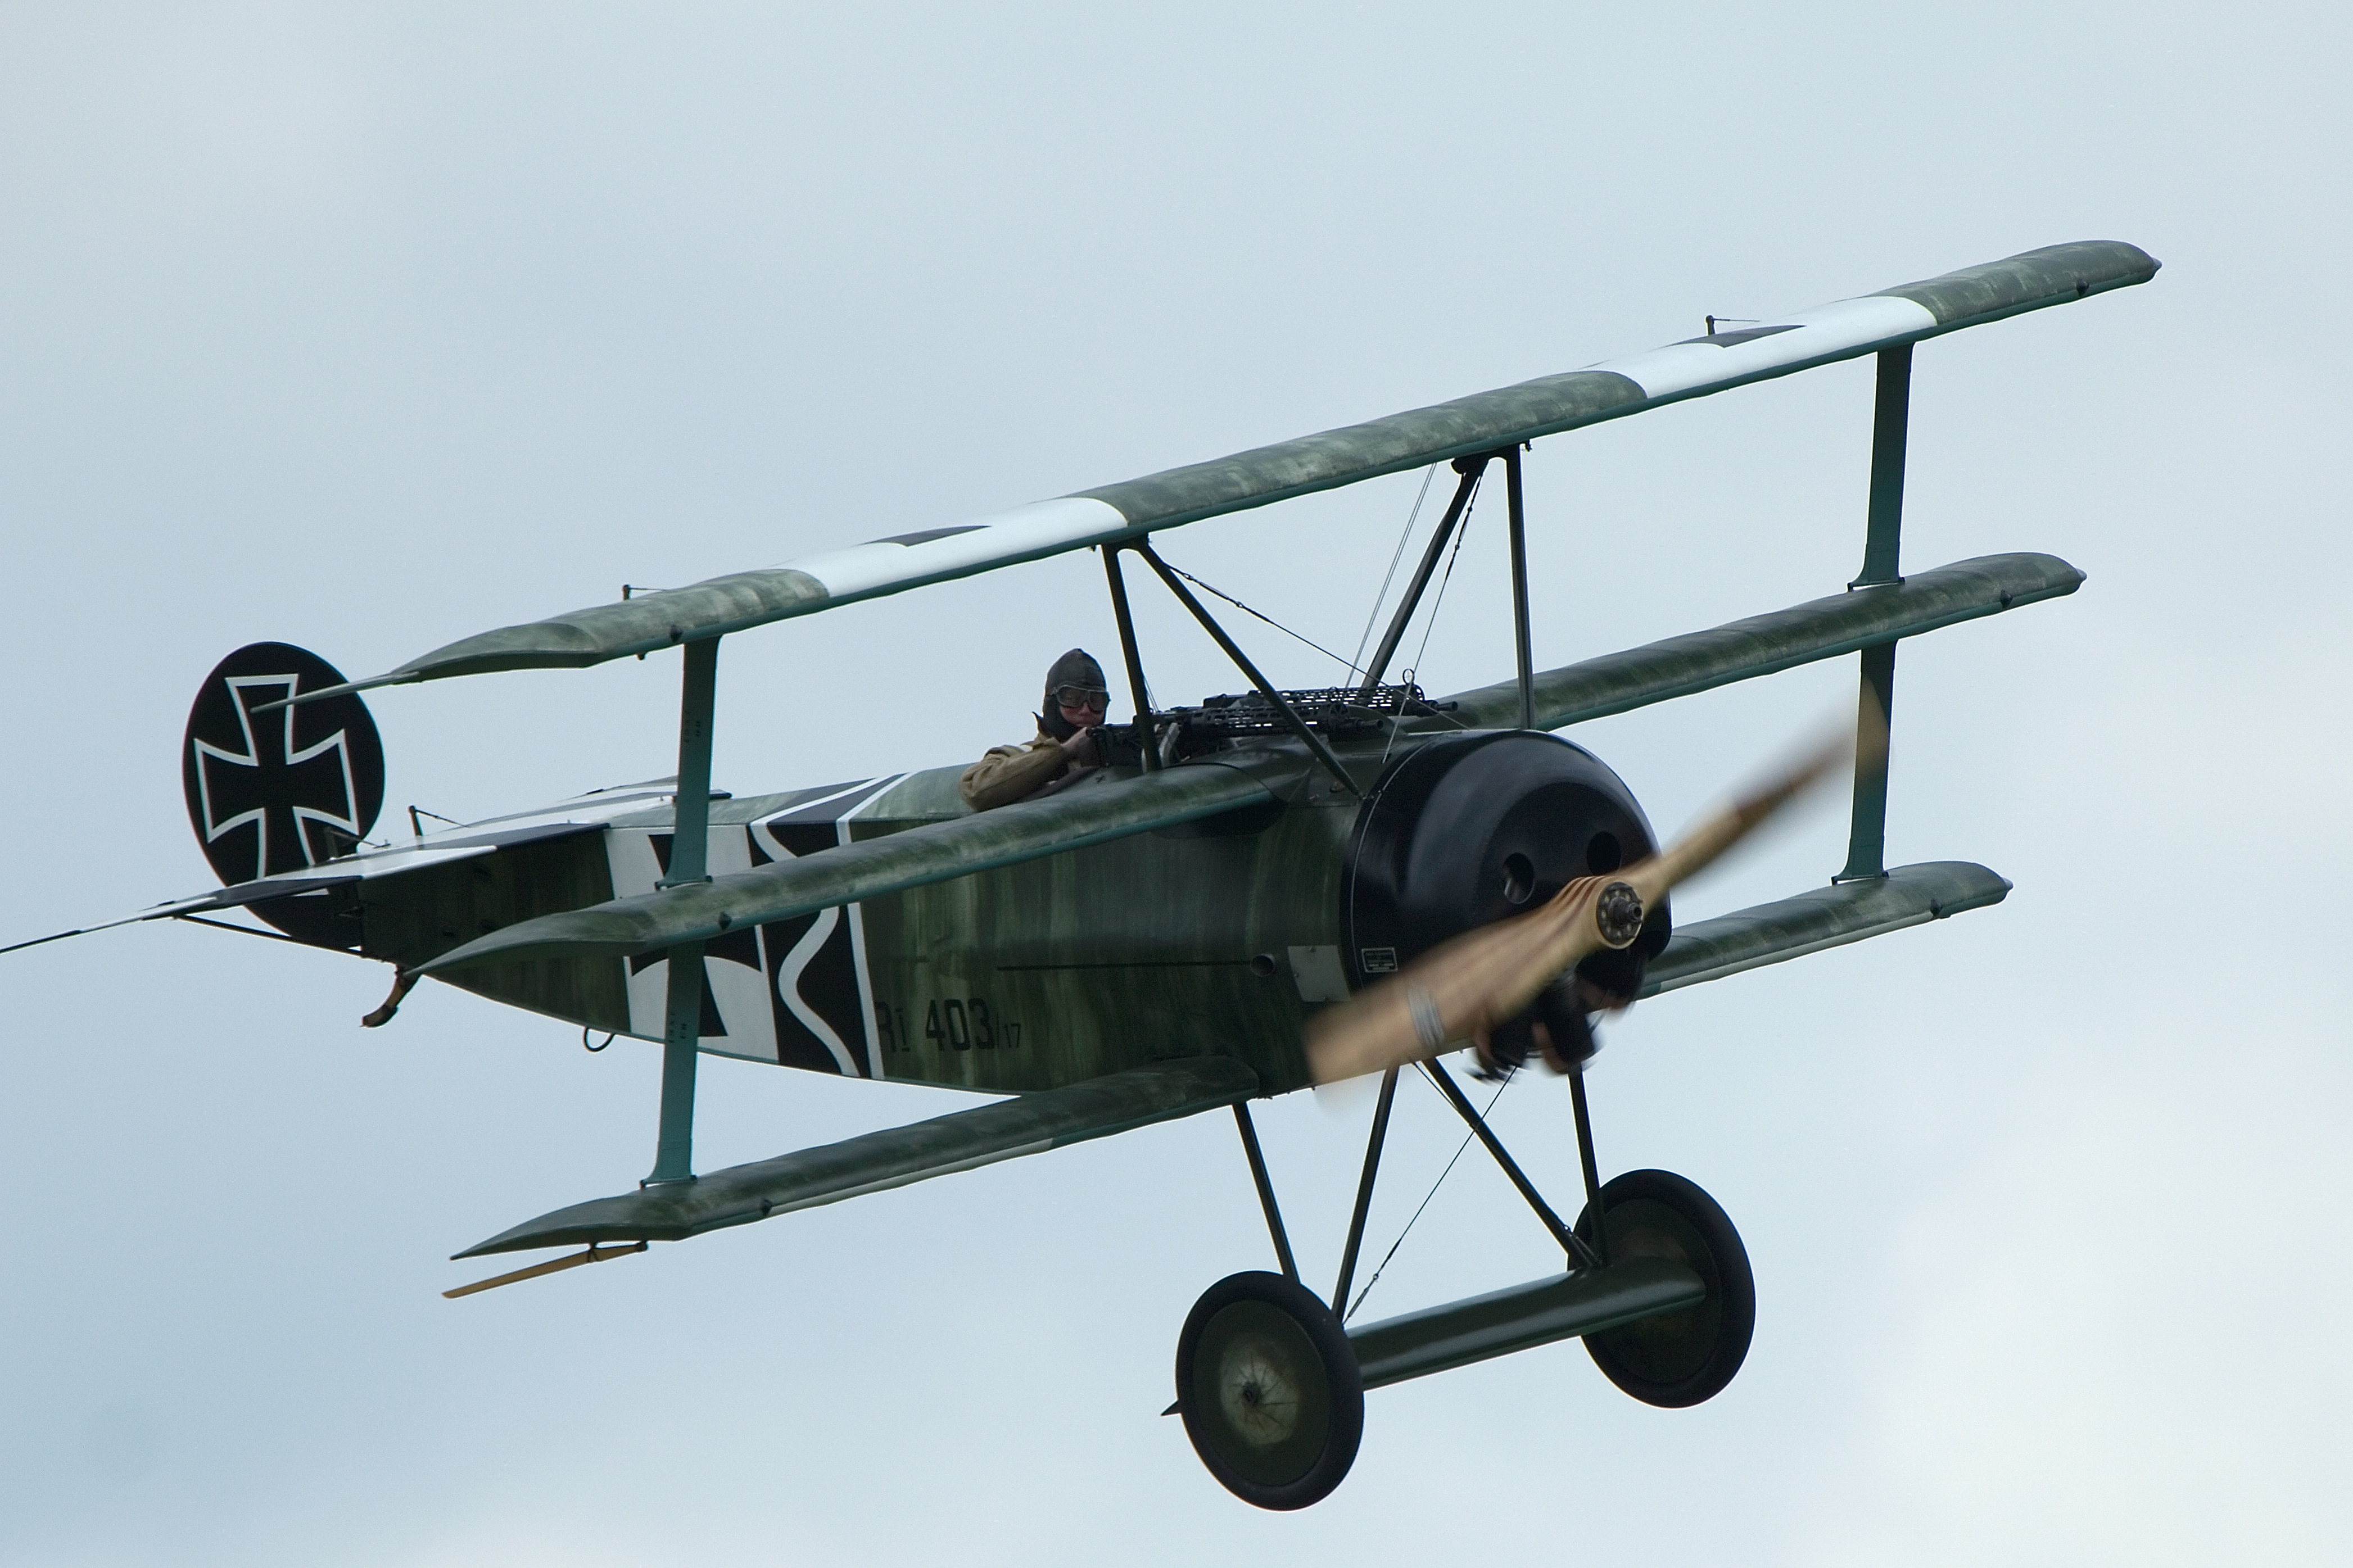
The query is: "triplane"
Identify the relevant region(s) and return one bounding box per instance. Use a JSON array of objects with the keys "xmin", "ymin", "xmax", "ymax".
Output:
[{"xmin": 12, "ymin": 240, "xmax": 2156, "ymax": 1508}]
